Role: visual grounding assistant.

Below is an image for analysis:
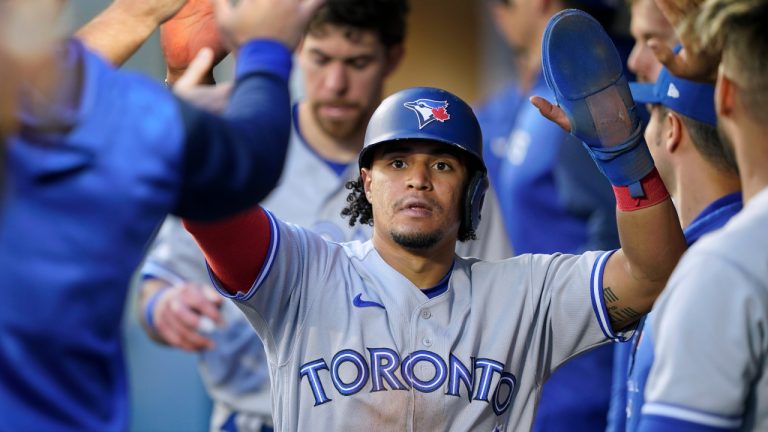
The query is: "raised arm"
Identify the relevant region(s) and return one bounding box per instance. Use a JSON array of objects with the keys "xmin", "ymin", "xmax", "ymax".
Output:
[
  {"xmin": 76, "ymin": 0, "xmax": 189, "ymax": 66},
  {"xmin": 532, "ymin": 10, "xmax": 686, "ymax": 331},
  {"xmin": 169, "ymin": 0, "xmax": 325, "ymax": 220}
]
